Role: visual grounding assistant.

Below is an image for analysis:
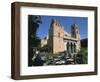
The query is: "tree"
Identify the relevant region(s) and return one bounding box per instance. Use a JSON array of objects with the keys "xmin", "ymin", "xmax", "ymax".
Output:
[
  {"xmin": 28, "ymin": 15, "xmax": 42, "ymax": 66},
  {"xmin": 76, "ymin": 48, "xmax": 88, "ymax": 64}
]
